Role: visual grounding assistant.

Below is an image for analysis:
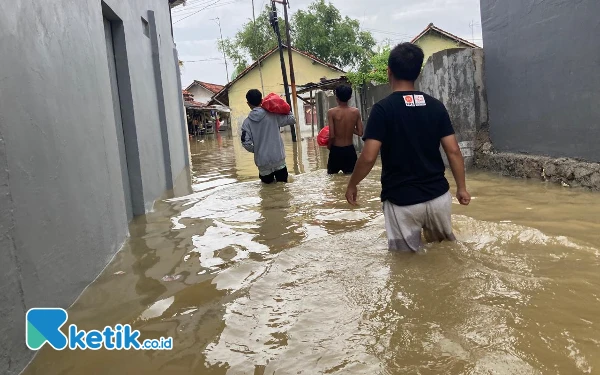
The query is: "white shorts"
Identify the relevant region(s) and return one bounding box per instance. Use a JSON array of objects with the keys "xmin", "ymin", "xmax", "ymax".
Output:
[{"xmin": 383, "ymin": 191, "xmax": 455, "ymax": 252}]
